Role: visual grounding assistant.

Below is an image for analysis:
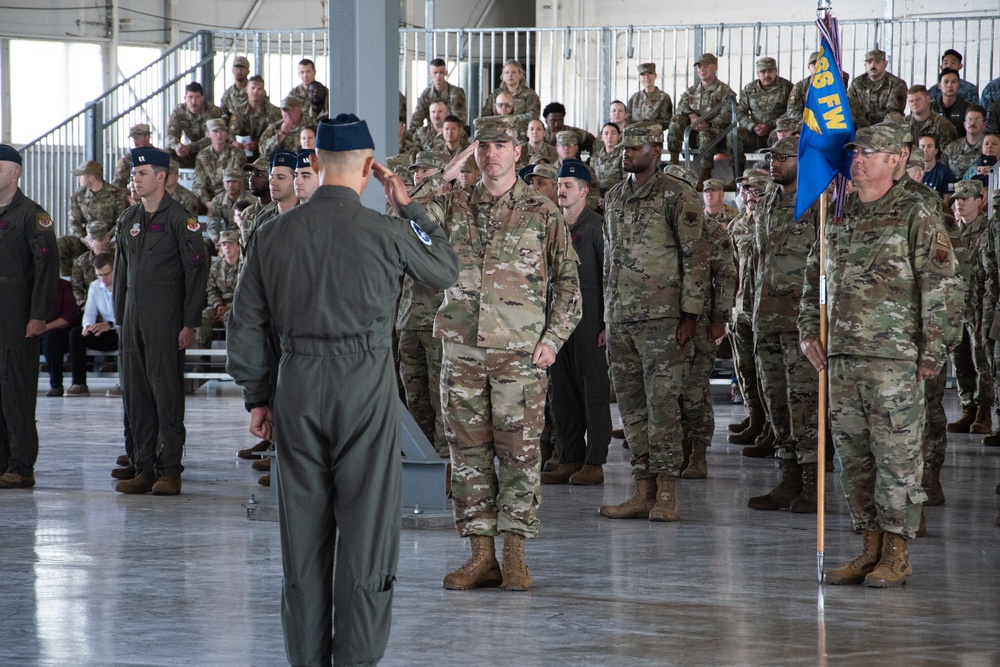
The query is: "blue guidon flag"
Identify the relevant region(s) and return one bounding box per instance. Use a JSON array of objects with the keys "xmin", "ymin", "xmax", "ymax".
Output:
[{"xmin": 795, "ymin": 13, "xmax": 855, "ymax": 221}]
